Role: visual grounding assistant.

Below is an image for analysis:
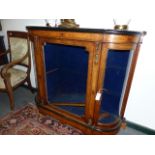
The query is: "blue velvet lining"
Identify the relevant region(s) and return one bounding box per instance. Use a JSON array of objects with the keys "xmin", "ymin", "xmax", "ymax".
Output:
[
  {"xmin": 58, "ymin": 106, "xmax": 85, "ymax": 116},
  {"xmin": 44, "ymin": 43, "xmax": 88, "ymax": 104},
  {"xmin": 100, "ymin": 50, "xmax": 130, "ymax": 116},
  {"xmin": 44, "ymin": 44, "xmax": 131, "ymax": 118}
]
